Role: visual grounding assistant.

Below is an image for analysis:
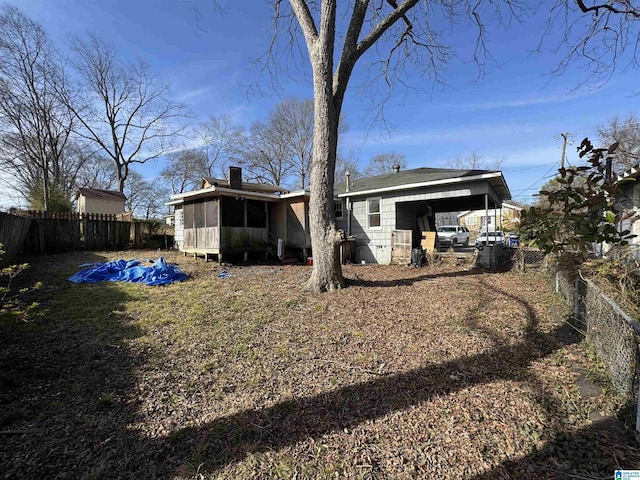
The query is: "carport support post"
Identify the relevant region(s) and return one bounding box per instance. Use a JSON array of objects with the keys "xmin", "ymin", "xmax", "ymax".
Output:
[{"xmin": 484, "ymin": 194, "xmax": 489, "ymax": 236}]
